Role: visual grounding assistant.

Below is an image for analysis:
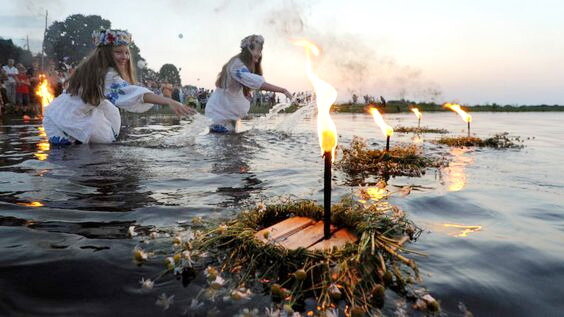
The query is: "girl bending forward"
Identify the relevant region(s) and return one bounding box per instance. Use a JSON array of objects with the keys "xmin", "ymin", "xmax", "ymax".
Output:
[
  {"xmin": 43, "ymin": 29, "xmax": 194, "ymax": 145},
  {"xmin": 205, "ymin": 34, "xmax": 292, "ymax": 133}
]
